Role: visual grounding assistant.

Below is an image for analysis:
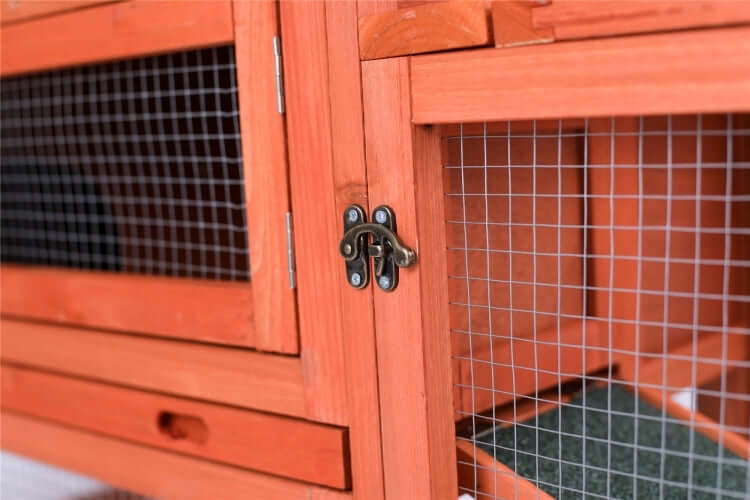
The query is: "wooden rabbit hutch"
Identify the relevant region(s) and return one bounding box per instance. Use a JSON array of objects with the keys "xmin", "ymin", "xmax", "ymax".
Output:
[{"xmin": 2, "ymin": 1, "xmax": 750, "ymax": 499}]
